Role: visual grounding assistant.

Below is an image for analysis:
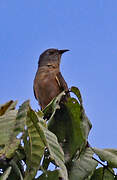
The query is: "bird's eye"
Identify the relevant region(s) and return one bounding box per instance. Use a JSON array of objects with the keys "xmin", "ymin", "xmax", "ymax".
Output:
[{"xmin": 49, "ymin": 51, "xmax": 54, "ymax": 55}]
